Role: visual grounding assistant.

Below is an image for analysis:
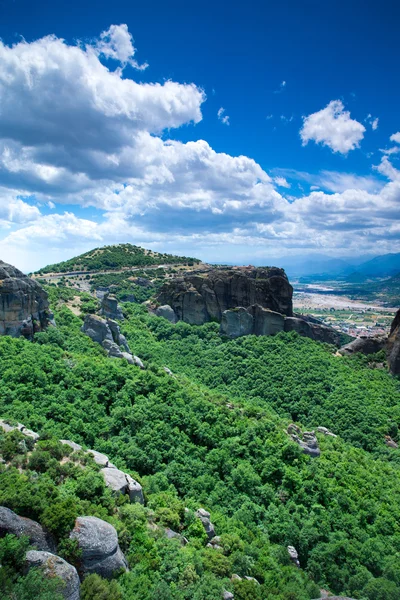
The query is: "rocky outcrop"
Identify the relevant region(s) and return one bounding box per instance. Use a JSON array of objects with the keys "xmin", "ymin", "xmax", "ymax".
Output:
[
  {"xmin": 196, "ymin": 508, "xmax": 216, "ymax": 540},
  {"xmin": 0, "ymin": 261, "xmax": 54, "ymax": 339},
  {"xmin": 387, "ymin": 309, "xmax": 400, "ymax": 375},
  {"xmin": 339, "ymin": 336, "xmax": 387, "ymax": 356},
  {"xmin": 101, "ymin": 467, "xmax": 144, "ymax": 504},
  {"xmin": 157, "ymin": 267, "xmax": 293, "ymax": 325},
  {"xmin": 287, "ymin": 545, "xmax": 300, "ymax": 567},
  {"xmin": 100, "ymin": 293, "xmax": 124, "ymax": 320},
  {"xmin": 0, "ymin": 419, "xmax": 39, "ymax": 441},
  {"xmin": 81, "ymin": 314, "xmax": 144, "ymax": 366},
  {"xmin": 338, "ymin": 309, "xmax": 400, "ymax": 376},
  {"xmin": 0, "ymin": 506, "xmax": 56, "ymax": 552},
  {"xmin": 25, "ymin": 550, "xmax": 80, "ymax": 600},
  {"xmin": 155, "ymin": 305, "xmax": 177, "ymax": 323},
  {"xmin": 287, "ymin": 424, "xmax": 321, "ymax": 457},
  {"xmin": 70, "ymin": 516, "xmax": 128, "ymax": 579},
  {"xmin": 220, "ymin": 305, "xmax": 341, "ymax": 346}
]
